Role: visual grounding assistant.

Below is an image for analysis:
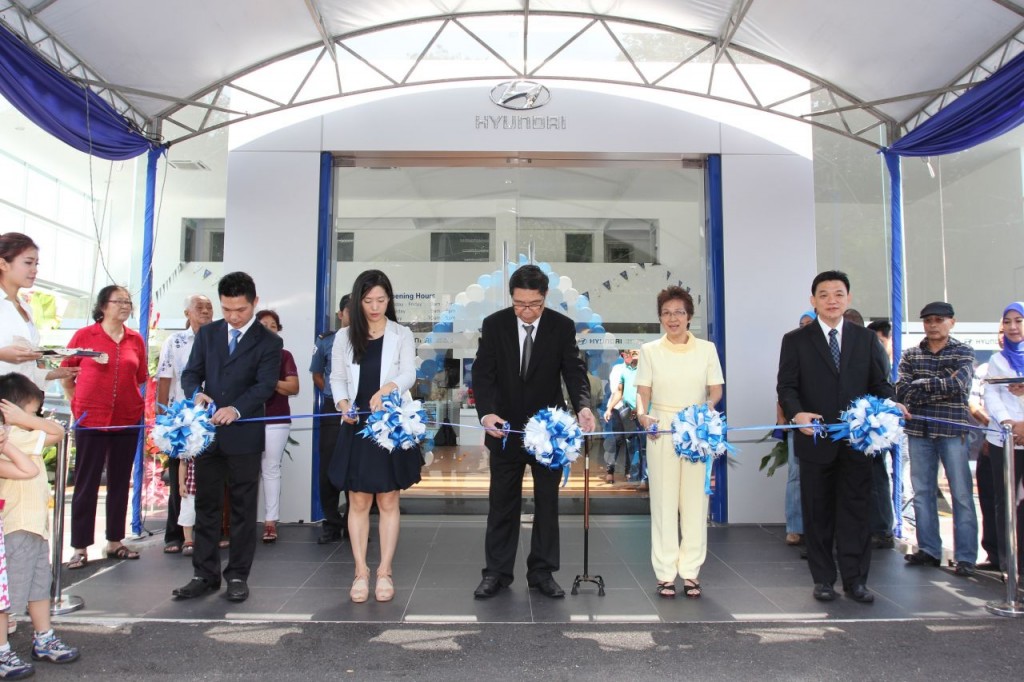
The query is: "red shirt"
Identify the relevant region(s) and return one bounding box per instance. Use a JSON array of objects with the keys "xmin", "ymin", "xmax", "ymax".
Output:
[
  {"xmin": 265, "ymin": 349, "xmax": 298, "ymax": 425},
  {"xmin": 62, "ymin": 323, "xmax": 148, "ymax": 428}
]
